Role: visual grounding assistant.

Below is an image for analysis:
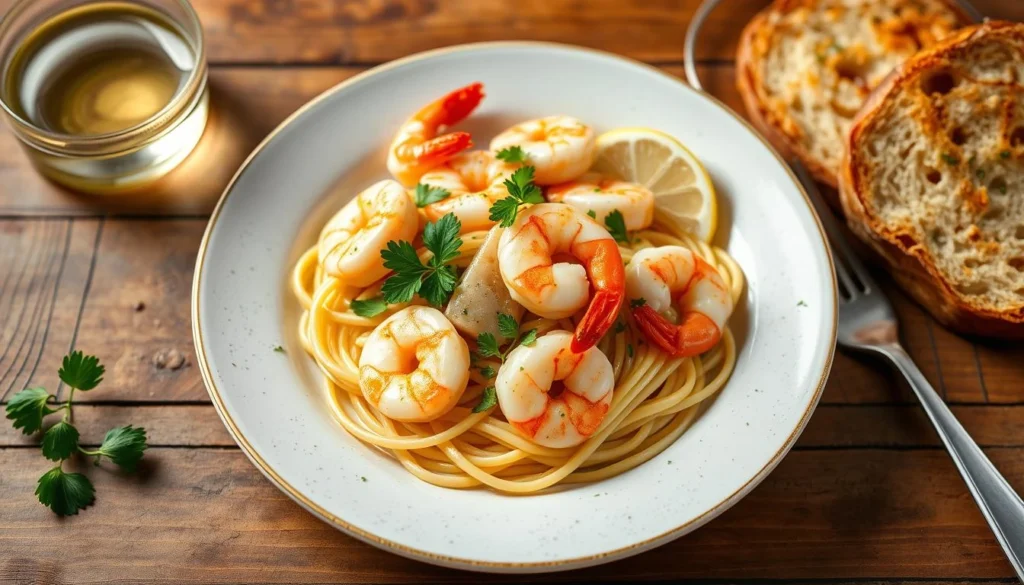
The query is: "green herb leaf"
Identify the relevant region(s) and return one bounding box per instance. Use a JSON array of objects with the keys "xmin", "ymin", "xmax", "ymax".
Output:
[
  {"xmin": 58, "ymin": 351, "xmax": 104, "ymax": 391},
  {"xmin": 423, "ymin": 213, "xmax": 463, "ymax": 266},
  {"xmin": 627, "ymin": 344, "xmax": 634, "ymax": 358},
  {"xmin": 42, "ymin": 421, "xmax": 79, "ymax": 461},
  {"xmin": 380, "ymin": 241, "xmax": 426, "ymax": 304},
  {"xmin": 473, "ymin": 386, "xmax": 498, "ymax": 413},
  {"xmin": 797, "ymin": 300, "xmax": 808, "ymax": 307},
  {"xmin": 613, "ymin": 321, "xmax": 627, "ymax": 334},
  {"xmin": 941, "ymin": 153, "xmax": 959, "ymax": 166},
  {"xmin": 414, "ymin": 183, "xmax": 451, "ymax": 208},
  {"xmin": 96, "ymin": 426, "xmax": 148, "ymax": 472},
  {"xmin": 495, "ymin": 145, "xmax": 528, "ymax": 163},
  {"xmin": 497, "ymin": 313, "xmax": 520, "ymax": 340},
  {"xmin": 1001, "ymin": 150, "xmax": 1011, "ymax": 159},
  {"xmin": 5, "ymin": 387, "xmax": 57, "ymax": 435},
  {"xmin": 586, "ymin": 209, "xmax": 597, "ymax": 219},
  {"xmin": 36, "ymin": 466, "xmax": 94, "ymax": 516},
  {"xmin": 480, "ymin": 366, "xmax": 496, "ymax": 380},
  {"xmin": 630, "ymin": 297, "xmax": 647, "ymax": 309},
  {"xmin": 489, "ymin": 166, "xmax": 544, "ymax": 227},
  {"xmin": 273, "ymin": 345, "xmax": 286, "ymax": 353},
  {"xmin": 476, "ymin": 333, "xmax": 502, "ymax": 359},
  {"xmin": 519, "ymin": 329, "xmax": 538, "ymax": 347},
  {"xmin": 976, "ymin": 168, "xmax": 986, "ymax": 180},
  {"xmin": 420, "ymin": 265, "xmax": 458, "ymax": 307},
  {"xmin": 604, "ymin": 210, "xmax": 630, "ymax": 244},
  {"xmin": 351, "ymin": 296, "xmax": 388, "ymax": 318}
]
